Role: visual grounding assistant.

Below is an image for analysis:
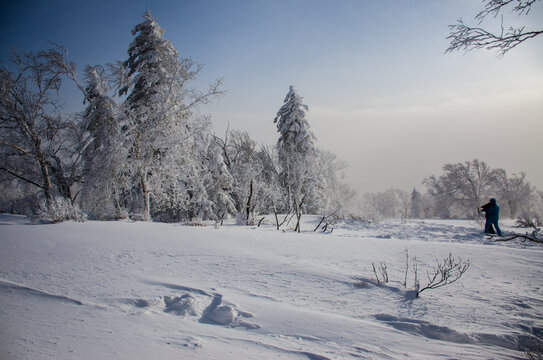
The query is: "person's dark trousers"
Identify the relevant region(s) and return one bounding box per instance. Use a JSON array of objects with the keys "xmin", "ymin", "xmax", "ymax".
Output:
[{"xmin": 485, "ymin": 220, "xmax": 502, "ymax": 236}]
